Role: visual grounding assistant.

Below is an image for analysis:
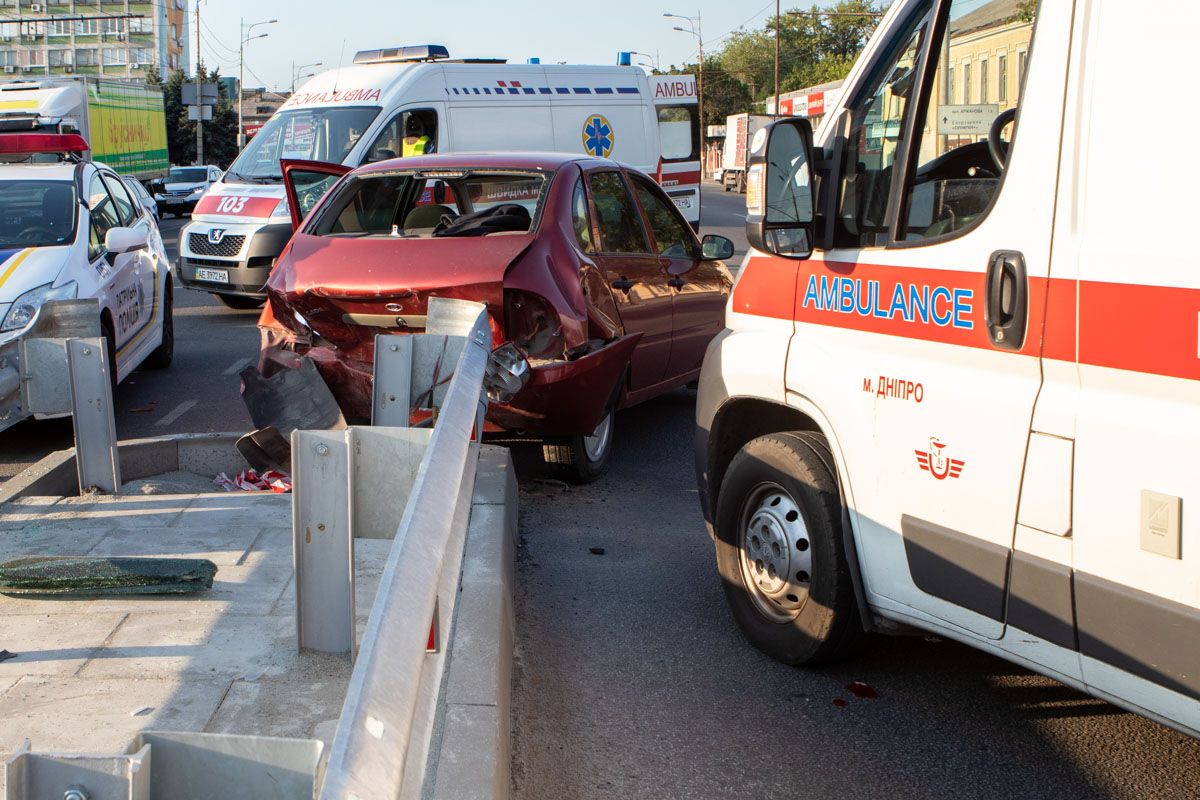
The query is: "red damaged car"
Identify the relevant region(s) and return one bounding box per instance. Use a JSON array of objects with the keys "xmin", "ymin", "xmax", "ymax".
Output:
[{"xmin": 259, "ymin": 152, "xmax": 734, "ymax": 480}]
